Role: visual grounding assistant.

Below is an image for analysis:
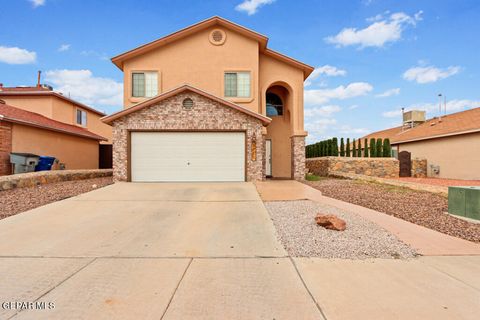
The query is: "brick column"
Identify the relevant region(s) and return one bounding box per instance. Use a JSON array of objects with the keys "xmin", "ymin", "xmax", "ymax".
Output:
[
  {"xmin": 0, "ymin": 121, "xmax": 12, "ymax": 176},
  {"xmin": 291, "ymin": 135, "xmax": 306, "ymax": 180}
]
